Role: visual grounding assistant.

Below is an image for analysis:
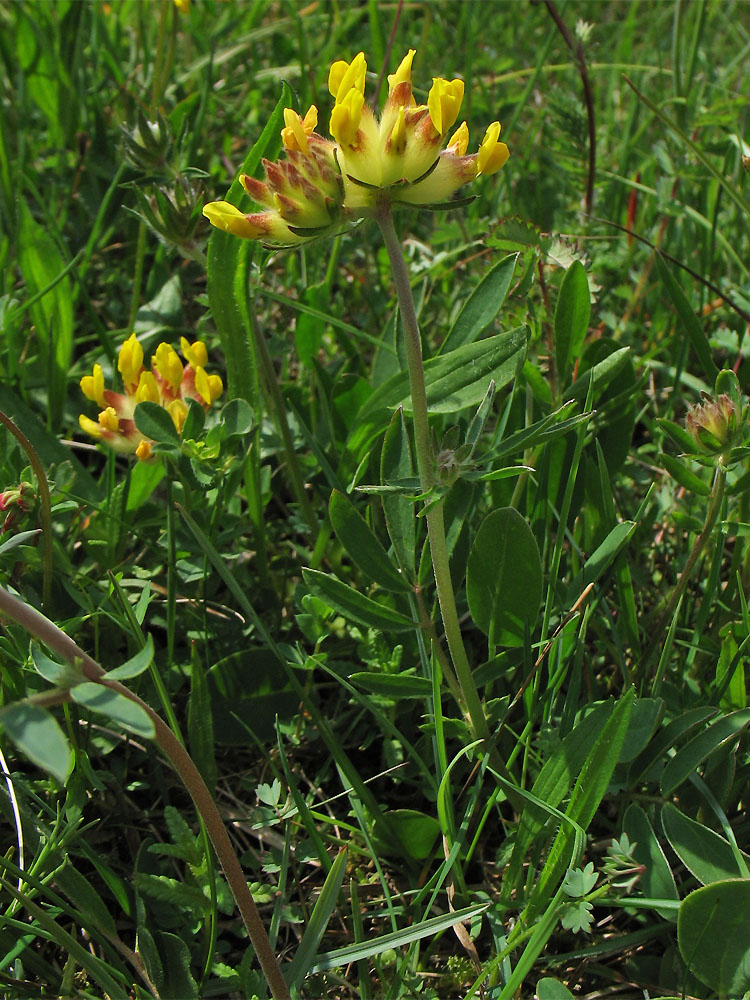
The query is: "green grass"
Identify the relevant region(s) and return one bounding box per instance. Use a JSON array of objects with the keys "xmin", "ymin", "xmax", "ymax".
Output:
[{"xmin": 2, "ymin": 0, "xmax": 750, "ymax": 997}]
